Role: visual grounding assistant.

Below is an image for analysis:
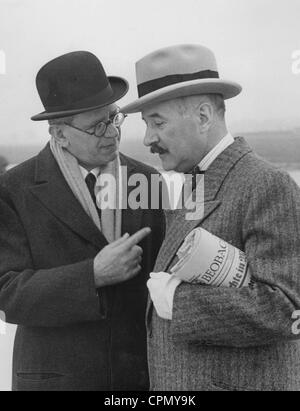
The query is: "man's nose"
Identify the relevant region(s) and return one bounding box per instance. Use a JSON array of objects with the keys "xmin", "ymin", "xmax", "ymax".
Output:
[
  {"xmin": 144, "ymin": 129, "xmax": 159, "ymax": 147},
  {"xmin": 104, "ymin": 122, "xmax": 119, "ymax": 138}
]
